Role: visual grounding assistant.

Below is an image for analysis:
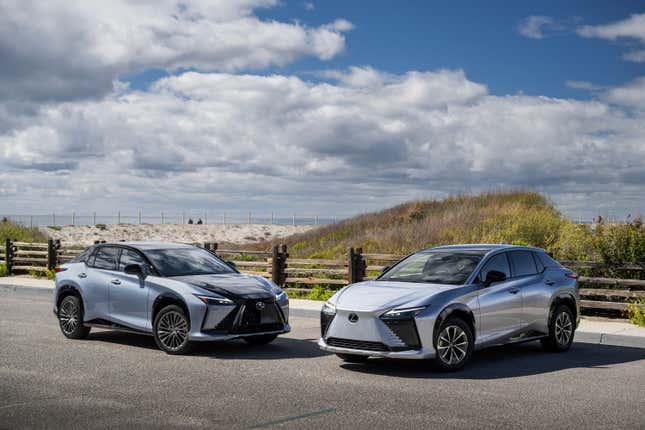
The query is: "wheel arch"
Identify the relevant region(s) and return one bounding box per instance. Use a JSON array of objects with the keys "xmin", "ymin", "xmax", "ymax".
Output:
[
  {"xmin": 548, "ymin": 293, "xmax": 578, "ymax": 326},
  {"xmin": 433, "ymin": 303, "xmax": 476, "ymax": 346},
  {"xmin": 151, "ymin": 293, "xmax": 190, "ymax": 326},
  {"xmin": 56, "ymin": 285, "xmax": 84, "ymax": 310}
]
